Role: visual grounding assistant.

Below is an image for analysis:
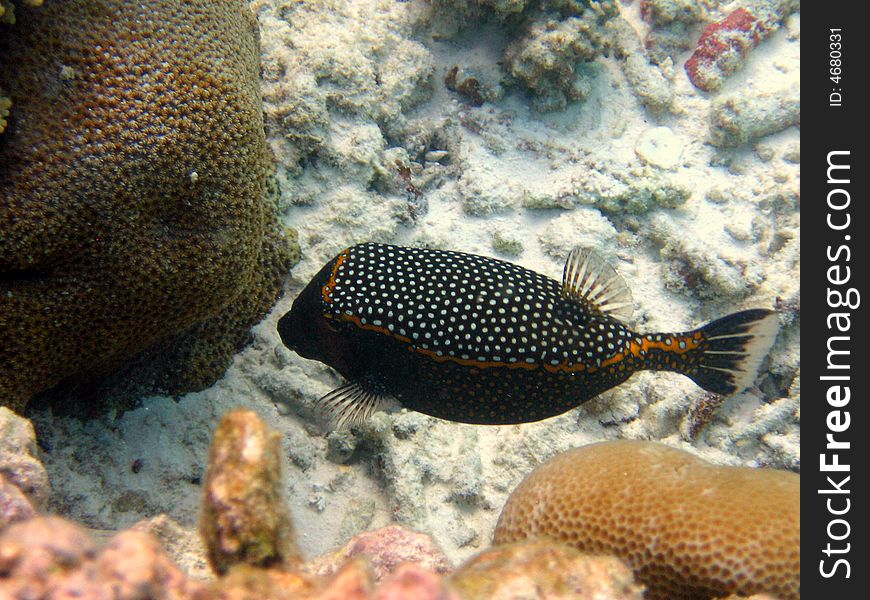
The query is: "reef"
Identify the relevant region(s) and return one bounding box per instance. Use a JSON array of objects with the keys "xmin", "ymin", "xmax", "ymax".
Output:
[
  {"xmin": 0, "ymin": 0, "xmax": 294, "ymax": 413},
  {"xmin": 494, "ymin": 440, "xmax": 800, "ymax": 600},
  {"xmin": 434, "ymin": 0, "xmax": 626, "ymax": 112},
  {"xmin": 1, "ymin": 409, "xmax": 661, "ymax": 600}
]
